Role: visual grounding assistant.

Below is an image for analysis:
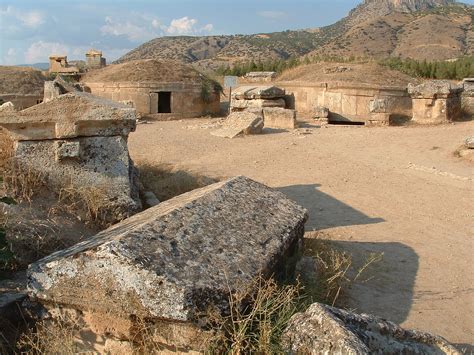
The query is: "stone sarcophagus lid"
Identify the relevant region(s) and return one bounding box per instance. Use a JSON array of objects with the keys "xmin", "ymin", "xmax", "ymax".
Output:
[
  {"xmin": 408, "ymin": 80, "xmax": 463, "ymax": 124},
  {"xmin": 28, "ymin": 176, "xmax": 308, "ymax": 350}
]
